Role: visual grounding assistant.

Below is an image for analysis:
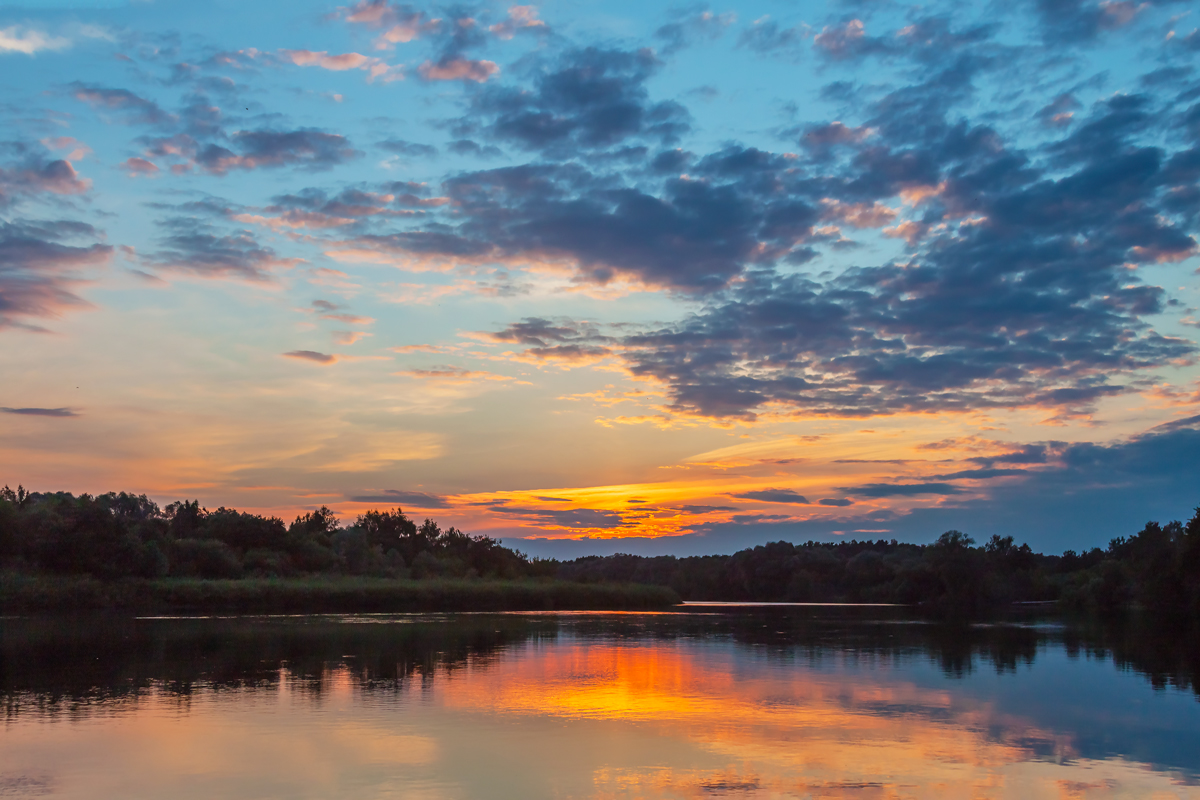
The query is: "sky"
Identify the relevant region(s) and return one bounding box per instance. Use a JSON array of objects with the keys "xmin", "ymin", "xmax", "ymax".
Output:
[{"xmin": 1, "ymin": 0, "xmax": 1199, "ymax": 557}]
